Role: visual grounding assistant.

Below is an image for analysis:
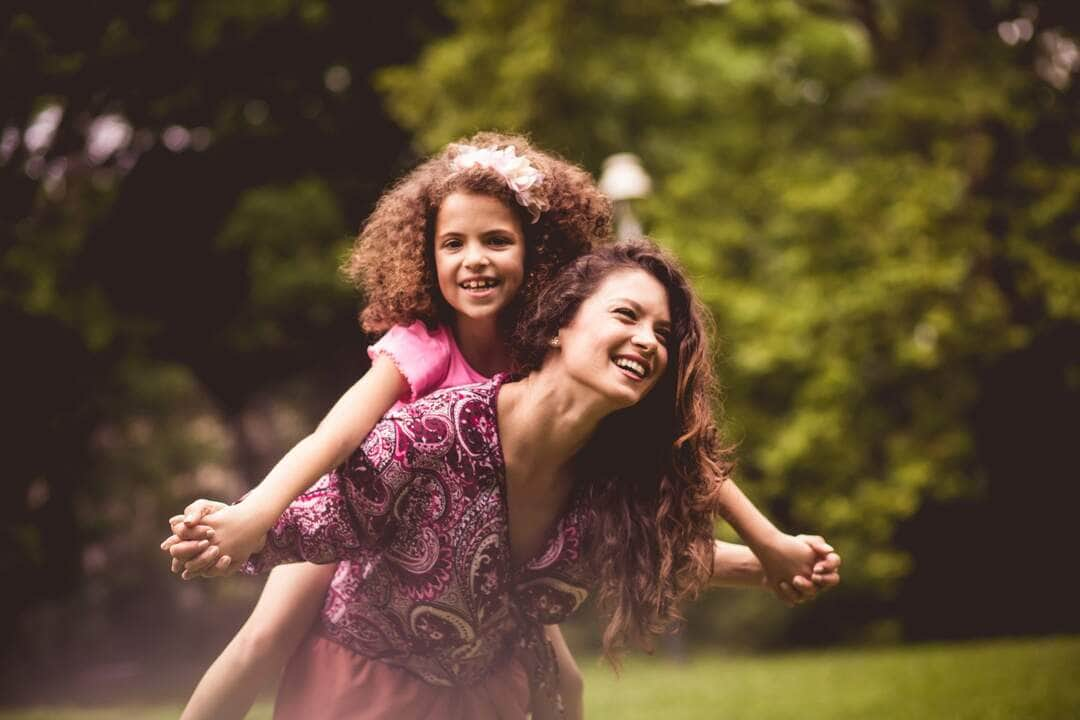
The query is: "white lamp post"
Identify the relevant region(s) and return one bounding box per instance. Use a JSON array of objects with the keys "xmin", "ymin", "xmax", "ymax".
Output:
[{"xmin": 599, "ymin": 153, "xmax": 652, "ymax": 241}]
